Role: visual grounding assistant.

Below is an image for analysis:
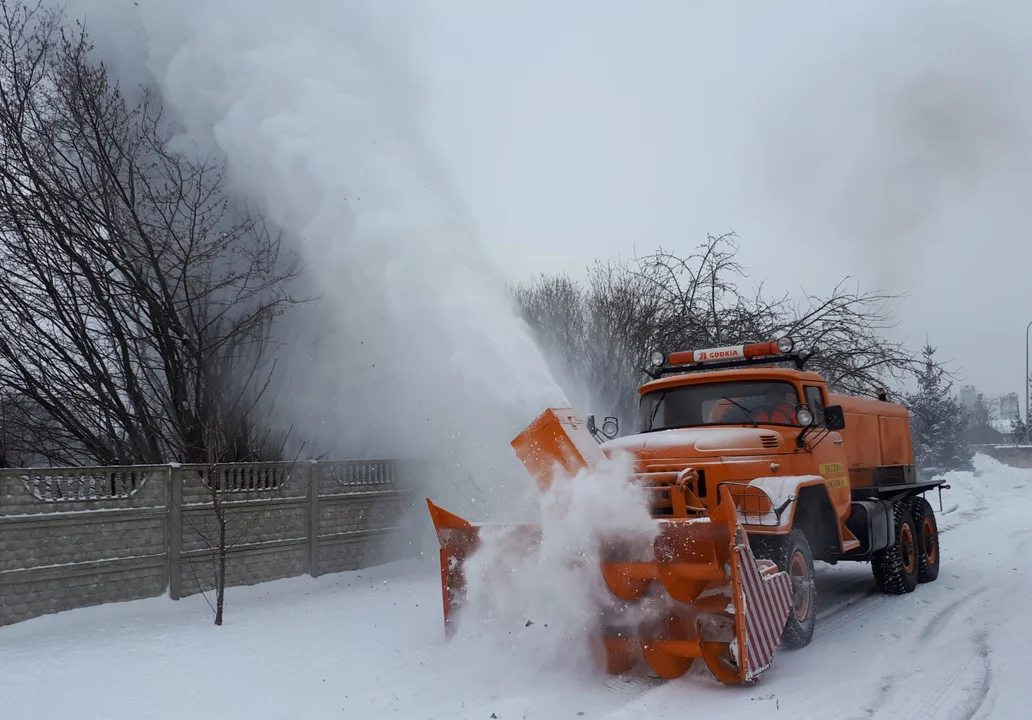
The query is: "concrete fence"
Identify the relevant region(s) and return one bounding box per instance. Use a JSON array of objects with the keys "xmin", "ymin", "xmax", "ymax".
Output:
[{"xmin": 0, "ymin": 459, "xmax": 417, "ymax": 626}]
